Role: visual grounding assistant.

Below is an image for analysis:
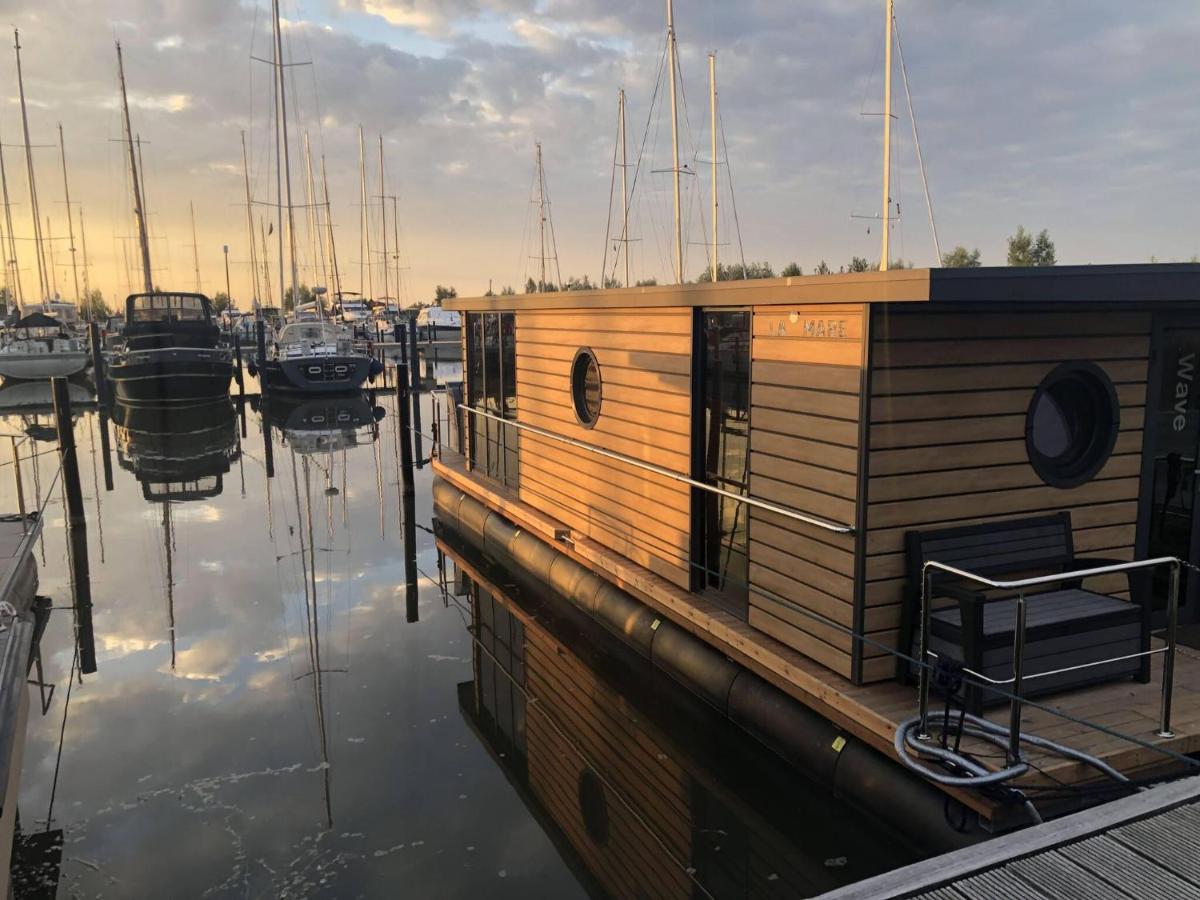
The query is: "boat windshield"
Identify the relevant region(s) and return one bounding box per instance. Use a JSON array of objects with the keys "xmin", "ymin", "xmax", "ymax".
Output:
[
  {"xmin": 130, "ymin": 294, "xmax": 210, "ymax": 323},
  {"xmin": 278, "ymin": 322, "xmax": 342, "ymax": 344}
]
